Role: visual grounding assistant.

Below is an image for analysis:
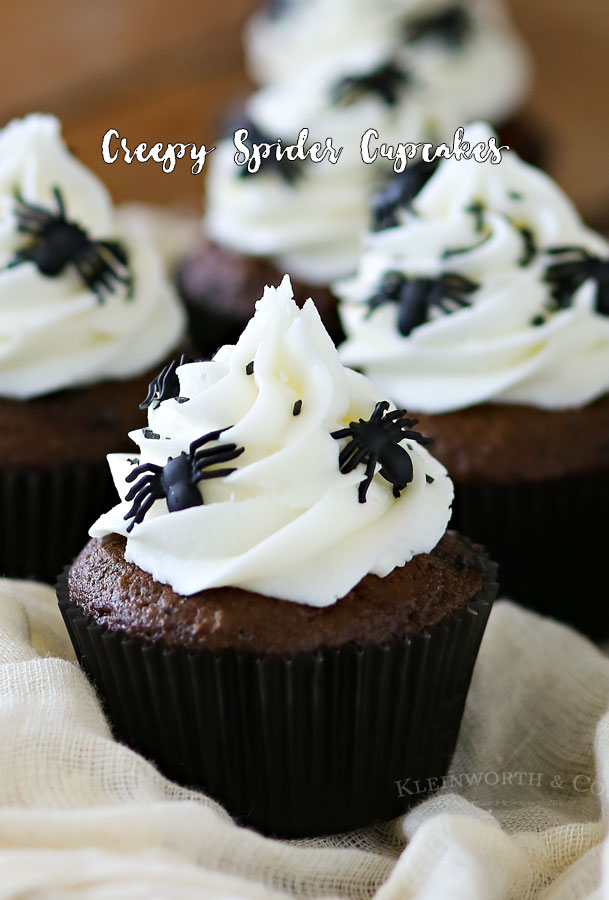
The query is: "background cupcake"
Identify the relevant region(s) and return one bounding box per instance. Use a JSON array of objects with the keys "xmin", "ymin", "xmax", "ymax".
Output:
[
  {"xmin": 336, "ymin": 122, "xmax": 609, "ymax": 637},
  {"xmin": 58, "ymin": 277, "xmax": 496, "ymax": 837},
  {"xmin": 178, "ymin": 0, "xmax": 531, "ymax": 356},
  {"xmin": 0, "ymin": 113, "xmax": 186, "ymax": 581}
]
